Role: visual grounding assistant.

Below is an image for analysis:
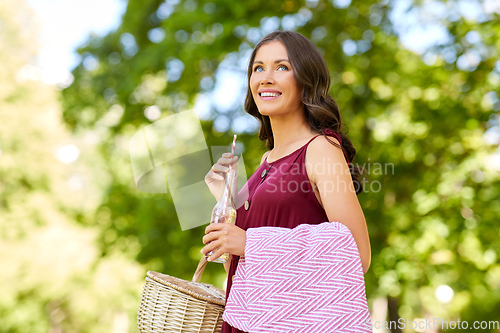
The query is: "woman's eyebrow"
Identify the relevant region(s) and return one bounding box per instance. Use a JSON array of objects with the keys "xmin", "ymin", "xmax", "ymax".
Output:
[{"xmin": 252, "ymin": 59, "xmax": 290, "ymax": 65}]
